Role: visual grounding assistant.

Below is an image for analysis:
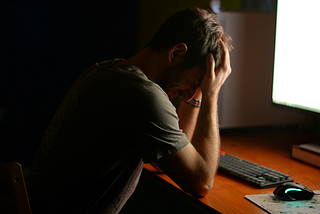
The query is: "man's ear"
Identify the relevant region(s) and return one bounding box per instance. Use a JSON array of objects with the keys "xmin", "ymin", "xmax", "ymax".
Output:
[{"xmin": 169, "ymin": 43, "xmax": 188, "ymax": 64}]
